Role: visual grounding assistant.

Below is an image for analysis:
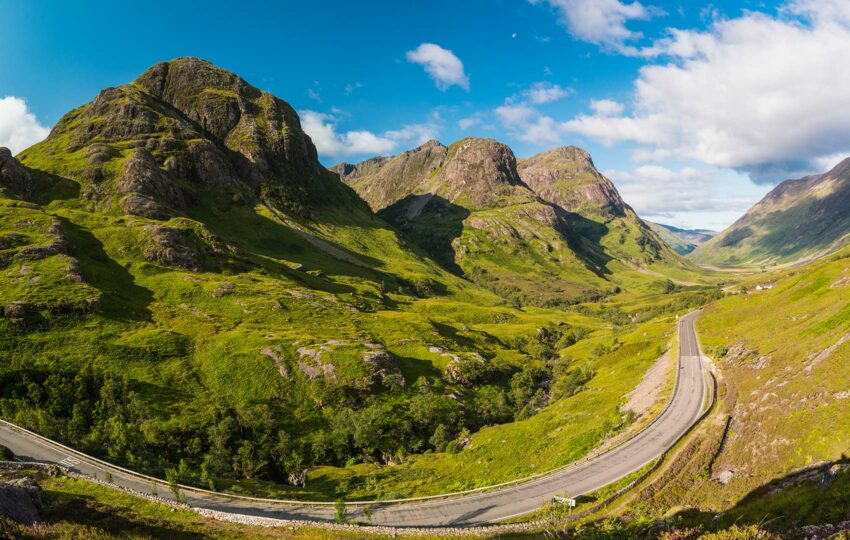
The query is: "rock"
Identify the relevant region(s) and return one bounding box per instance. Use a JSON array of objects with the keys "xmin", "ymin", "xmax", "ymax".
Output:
[
  {"xmin": 210, "ymin": 282, "xmax": 236, "ymax": 297},
  {"xmin": 2, "ymin": 301, "xmax": 33, "ymax": 319},
  {"xmin": 0, "ymin": 147, "xmax": 33, "ymax": 199},
  {"xmin": 0, "ymin": 478, "xmax": 42, "ymax": 525},
  {"xmin": 142, "ymin": 225, "xmax": 202, "ymax": 271},
  {"xmin": 118, "ymin": 148, "xmax": 185, "ymax": 219},
  {"xmin": 260, "ymin": 347, "xmax": 289, "ymax": 379},
  {"xmin": 716, "ymin": 469, "xmax": 735, "ymax": 484},
  {"xmin": 187, "ymin": 140, "xmax": 240, "ymax": 188},
  {"xmin": 517, "ymin": 146, "xmax": 627, "ymax": 216},
  {"xmin": 363, "ymin": 350, "xmax": 405, "ymax": 388},
  {"xmin": 439, "ymin": 137, "xmax": 530, "ymax": 209}
]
